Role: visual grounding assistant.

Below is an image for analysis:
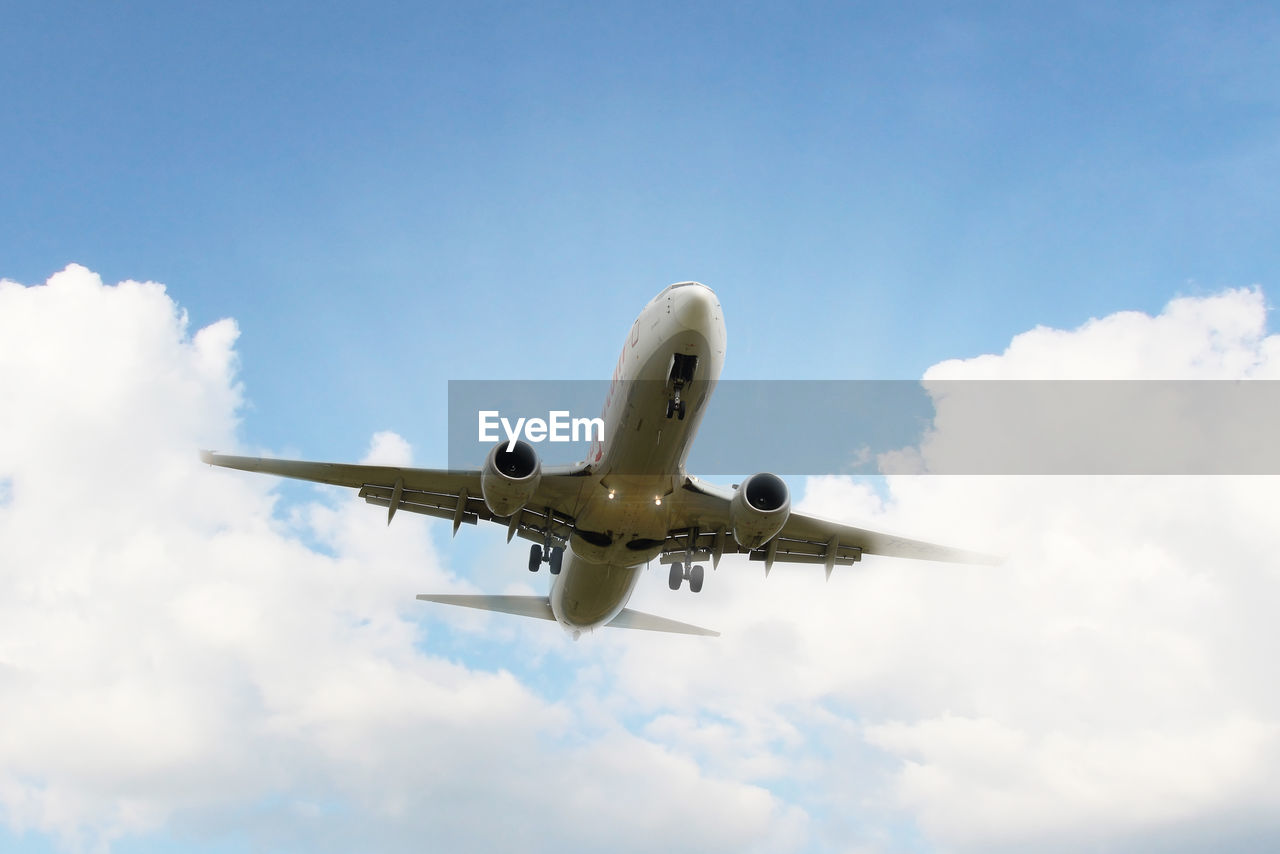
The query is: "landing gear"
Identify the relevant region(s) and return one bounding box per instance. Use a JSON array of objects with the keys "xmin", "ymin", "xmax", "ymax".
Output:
[
  {"xmin": 529, "ymin": 543, "xmax": 565, "ymax": 574},
  {"xmin": 666, "ymin": 353, "xmax": 696, "ymax": 420},
  {"xmin": 667, "ymin": 562, "xmax": 705, "ymax": 592}
]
